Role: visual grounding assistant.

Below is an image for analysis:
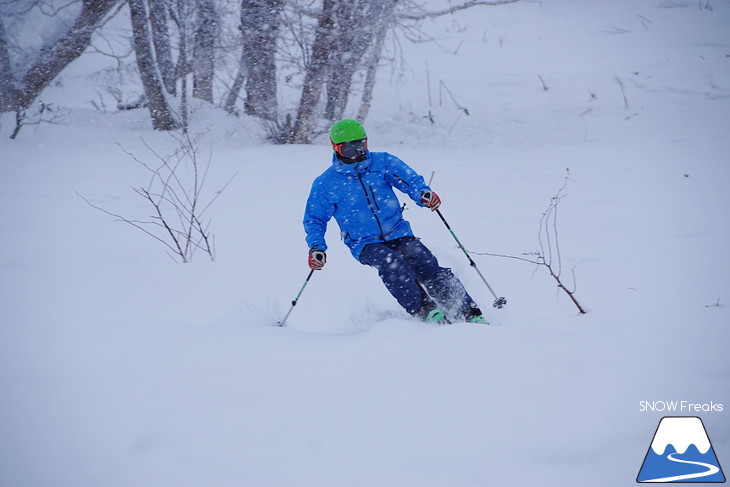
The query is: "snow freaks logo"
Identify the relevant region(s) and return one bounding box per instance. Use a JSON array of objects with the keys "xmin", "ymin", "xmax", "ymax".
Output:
[{"xmin": 637, "ymin": 416, "xmax": 726, "ymax": 483}]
